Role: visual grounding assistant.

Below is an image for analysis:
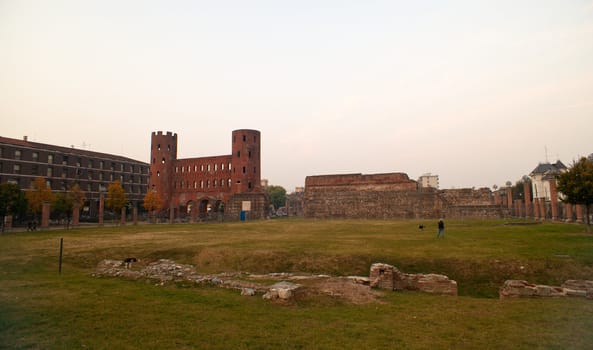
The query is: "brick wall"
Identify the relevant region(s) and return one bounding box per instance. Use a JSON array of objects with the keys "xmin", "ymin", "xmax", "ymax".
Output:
[{"xmin": 304, "ymin": 172, "xmax": 508, "ymax": 219}]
